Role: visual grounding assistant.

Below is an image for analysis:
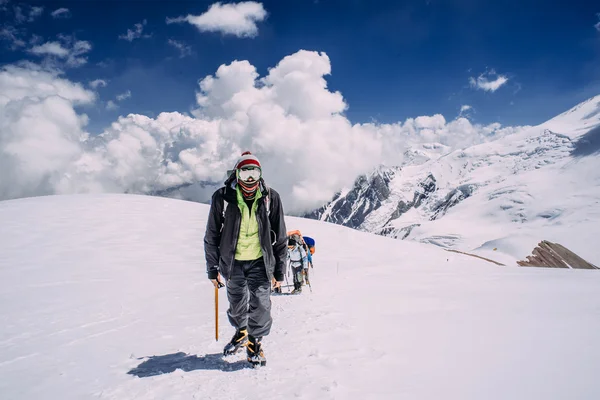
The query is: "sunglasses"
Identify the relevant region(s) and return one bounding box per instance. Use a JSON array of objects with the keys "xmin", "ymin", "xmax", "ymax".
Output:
[{"xmin": 237, "ymin": 166, "xmax": 261, "ymax": 182}]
